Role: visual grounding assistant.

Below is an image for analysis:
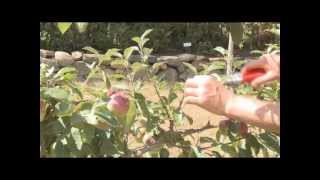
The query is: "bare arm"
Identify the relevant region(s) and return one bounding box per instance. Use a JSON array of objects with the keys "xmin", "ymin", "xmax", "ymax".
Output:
[
  {"xmin": 183, "ymin": 75, "xmax": 280, "ymax": 133},
  {"xmin": 225, "ymin": 95, "xmax": 280, "ymax": 133}
]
